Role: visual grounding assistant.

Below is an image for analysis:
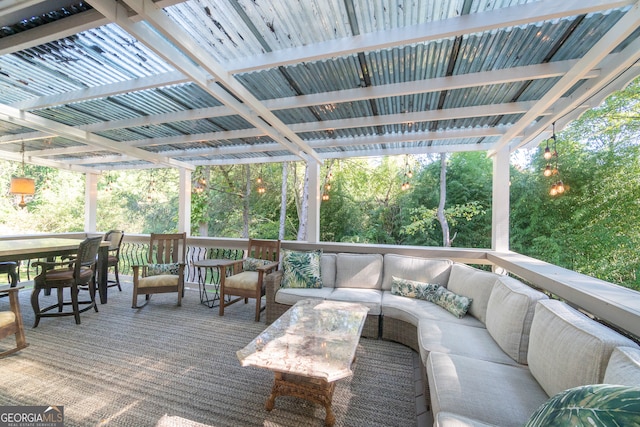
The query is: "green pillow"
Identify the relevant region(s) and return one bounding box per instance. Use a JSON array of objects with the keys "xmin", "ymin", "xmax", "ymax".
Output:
[
  {"xmin": 243, "ymin": 257, "xmax": 271, "ymax": 271},
  {"xmin": 281, "ymin": 249, "xmax": 322, "ymax": 289},
  {"xmin": 525, "ymin": 384, "xmax": 640, "ymax": 427},
  {"xmin": 147, "ymin": 263, "xmax": 179, "ymax": 276},
  {"xmin": 433, "ymin": 286, "xmax": 472, "ymax": 318},
  {"xmin": 391, "ymin": 276, "xmax": 441, "ymax": 301}
]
